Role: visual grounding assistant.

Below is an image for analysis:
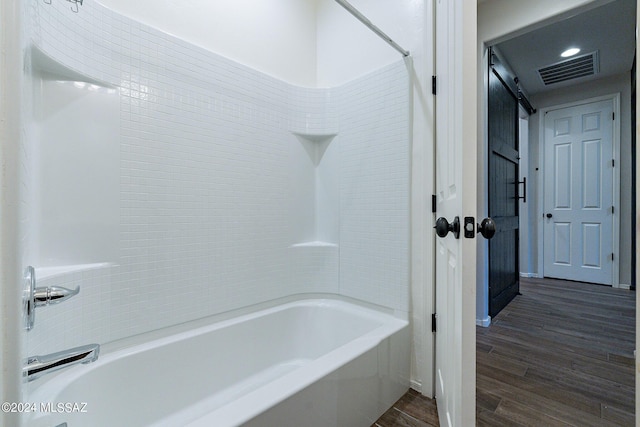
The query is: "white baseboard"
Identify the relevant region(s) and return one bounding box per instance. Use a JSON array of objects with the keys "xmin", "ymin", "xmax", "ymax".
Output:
[
  {"xmin": 520, "ymin": 272, "xmax": 539, "ymax": 278},
  {"xmin": 618, "ymin": 283, "xmax": 631, "ymax": 290},
  {"xmin": 476, "ymin": 316, "xmax": 491, "ymax": 327},
  {"xmin": 410, "ymin": 379, "xmax": 422, "ymax": 393}
]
